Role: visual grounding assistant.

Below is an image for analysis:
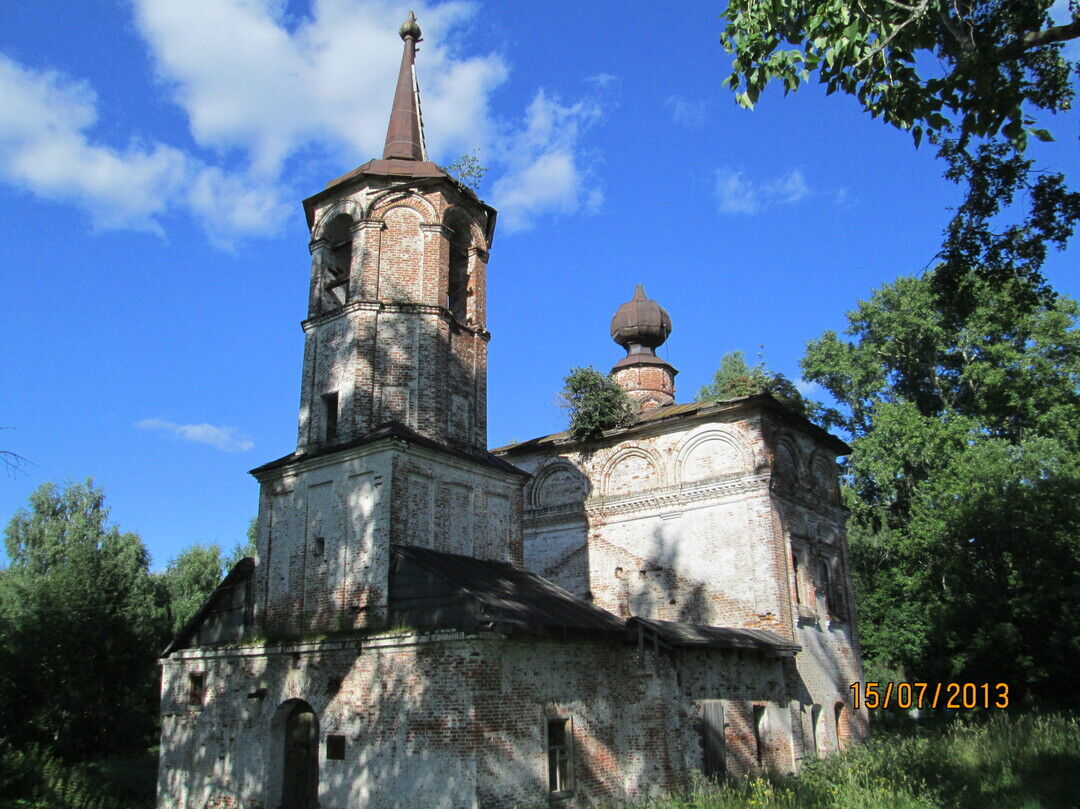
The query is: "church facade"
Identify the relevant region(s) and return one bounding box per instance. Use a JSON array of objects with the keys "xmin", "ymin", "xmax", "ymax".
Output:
[{"xmin": 157, "ymin": 14, "xmax": 867, "ymax": 809}]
